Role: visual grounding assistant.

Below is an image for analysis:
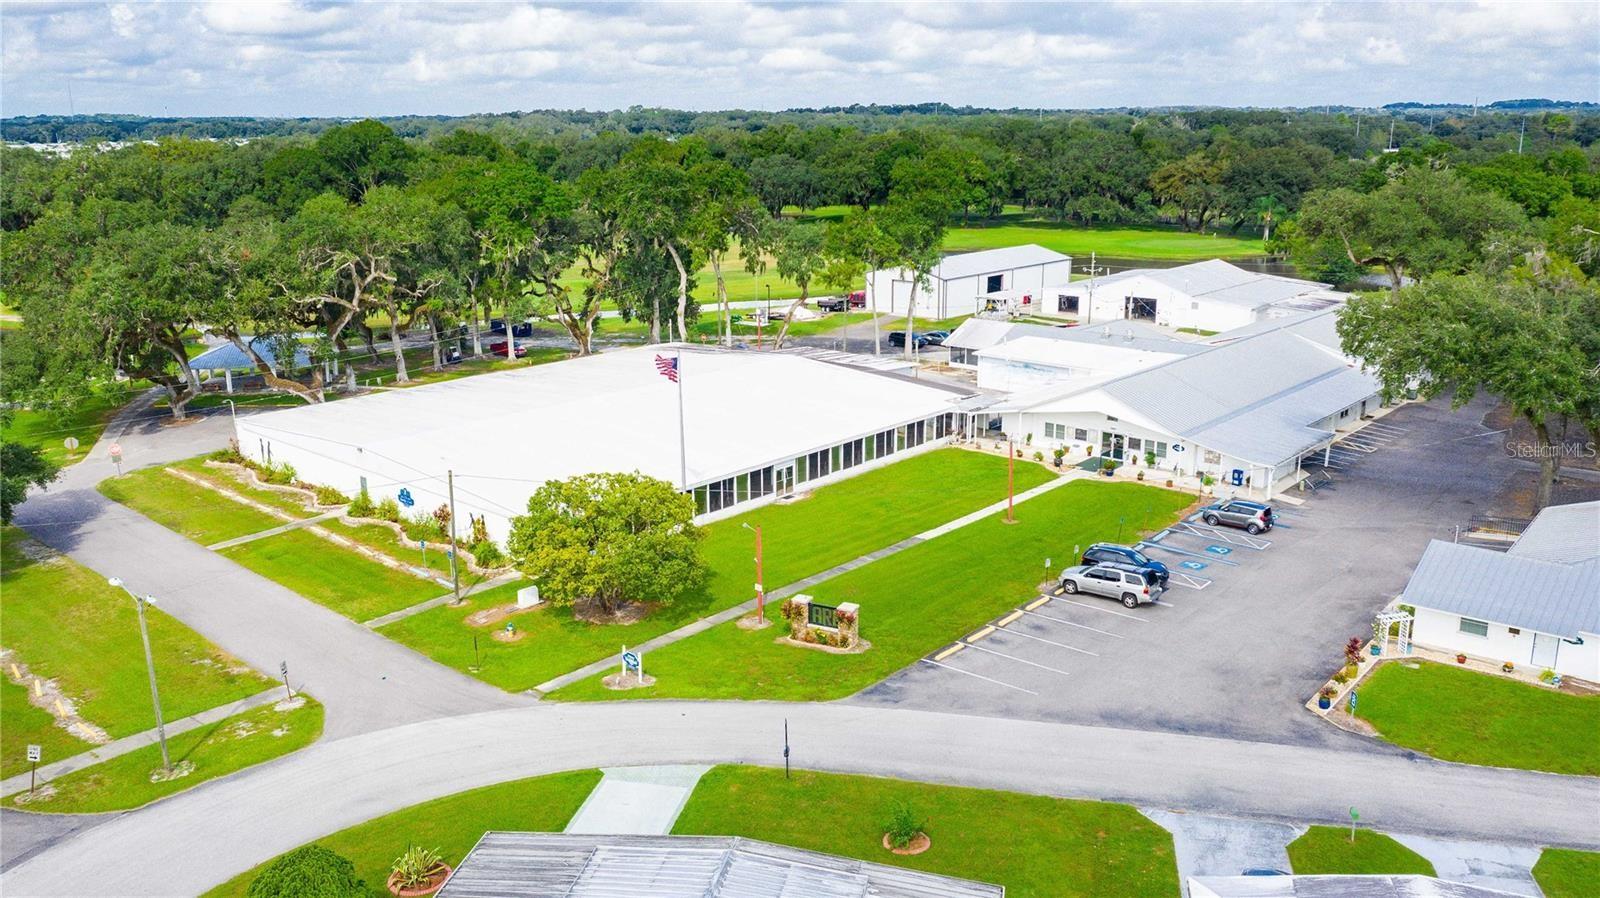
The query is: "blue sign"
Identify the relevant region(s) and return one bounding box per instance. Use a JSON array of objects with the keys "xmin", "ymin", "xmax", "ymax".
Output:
[
  {"xmin": 397, "ymin": 488, "xmax": 415, "ymax": 508},
  {"xmin": 622, "ymin": 651, "xmax": 641, "ymax": 672},
  {"xmin": 1347, "ymin": 690, "xmax": 1358, "ymax": 712},
  {"xmin": 1172, "ymin": 444, "xmax": 1186, "ymax": 453},
  {"xmin": 1180, "ymin": 560, "xmax": 1208, "ymax": 570},
  {"xmin": 1230, "ymin": 468, "xmax": 1245, "ymax": 486},
  {"xmin": 1205, "ymin": 545, "xmax": 1233, "ymax": 556}
]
